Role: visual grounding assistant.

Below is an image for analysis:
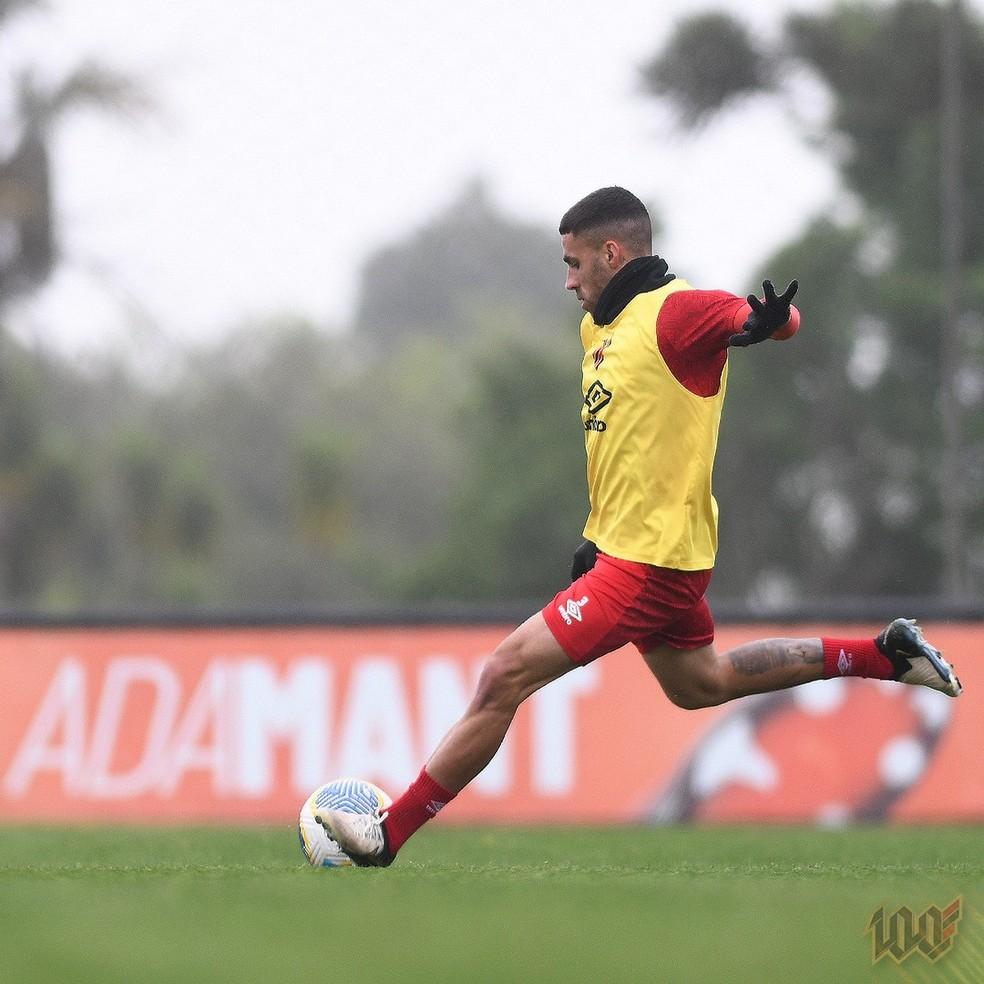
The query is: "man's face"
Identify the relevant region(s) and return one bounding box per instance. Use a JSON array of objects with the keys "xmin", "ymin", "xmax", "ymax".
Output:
[{"xmin": 561, "ymin": 232, "xmax": 616, "ymax": 316}]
